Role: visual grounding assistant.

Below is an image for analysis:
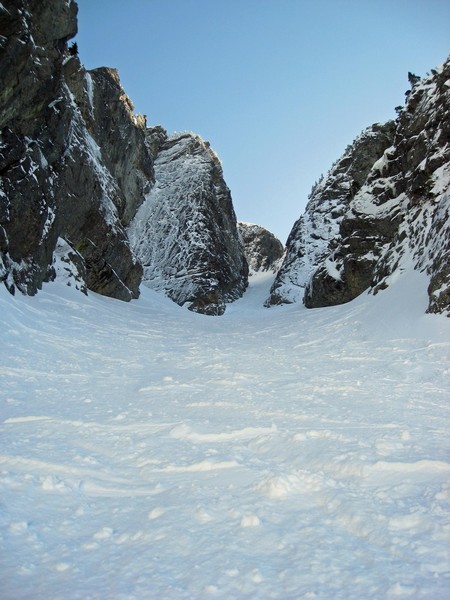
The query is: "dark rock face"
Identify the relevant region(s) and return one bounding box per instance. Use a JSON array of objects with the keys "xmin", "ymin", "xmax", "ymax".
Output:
[
  {"xmin": 0, "ymin": 0, "xmax": 77, "ymax": 295},
  {"xmin": 64, "ymin": 63, "xmax": 154, "ymax": 226},
  {"xmin": 238, "ymin": 222, "xmax": 284, "ymax": 273},
  {"xmin": 0, "ymin": 0, "xmax": 248, "ymax": 314},
  {"xmin": 0, "ymin": 0, "xmax": 77, "ymax": 132},
  {"xmin": 128, "ymin": 131, "xmax": 248, "ymax": 315},
  {"xmin": 0, "ymin": 0, "xmax": 146, "ymax": 300},
  {"xmin": 269, "ymin": 59, "xmax": 450, "ymax": 315}
]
